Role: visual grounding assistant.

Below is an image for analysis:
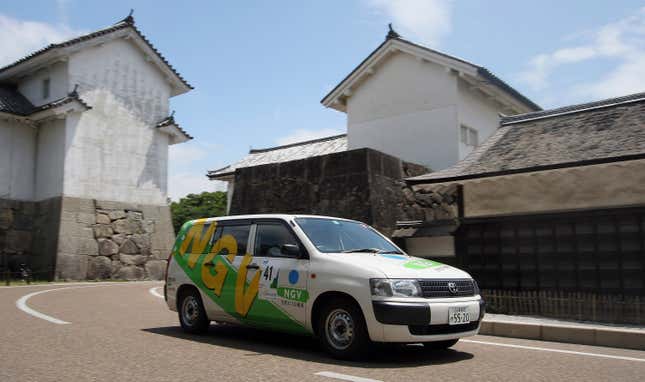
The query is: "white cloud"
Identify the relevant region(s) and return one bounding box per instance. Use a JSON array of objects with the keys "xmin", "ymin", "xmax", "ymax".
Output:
[
  {"xmin": 168, "ymin": 141, "xmax": 209, "ymax": 167},
  {"xmin": 518, "ymin": 7, "xmax": 645, "ymax": 102},
  {"xmin": 365, "ymin": 0, "xmax": 453, "ymax": 47},
  {"xmin": 0, "ymin": 13, "xmax": 85, "ymax": 67},
  {"xmin": 275, "ymin": 127, "xmax": 345, "ymax": 146},
  {"xmin": 168, "ymin": 141, "xmax": 226, "ymax": 201},
  {"xmin": 168, "ymin": 172, "xmax": 227, "ymax": 202}
]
